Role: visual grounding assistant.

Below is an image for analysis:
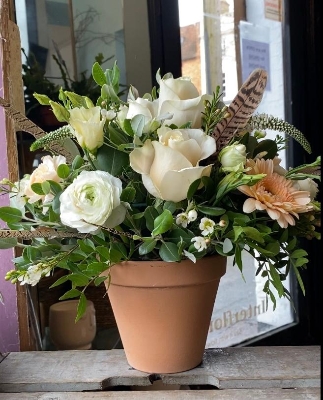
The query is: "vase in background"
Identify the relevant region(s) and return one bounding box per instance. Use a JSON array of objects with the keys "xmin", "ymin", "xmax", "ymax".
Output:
[
  {"xmin": 49, "ymin": 299, "xmax": 96, "ymax": 350},
  {"xmin": 104, "ymin": 255, "xmax": 226, "ymax": 373}
]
